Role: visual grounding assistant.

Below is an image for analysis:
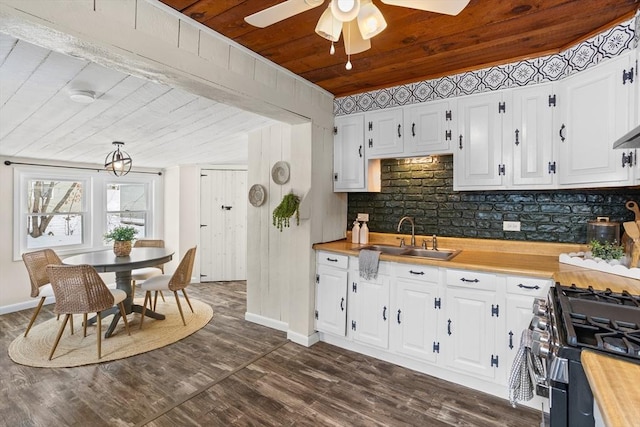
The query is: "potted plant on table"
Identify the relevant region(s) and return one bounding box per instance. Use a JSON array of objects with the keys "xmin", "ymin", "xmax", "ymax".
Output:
[{"xmin": 104, "ymin": 225, "xmax": 138, "ymax": 256}]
